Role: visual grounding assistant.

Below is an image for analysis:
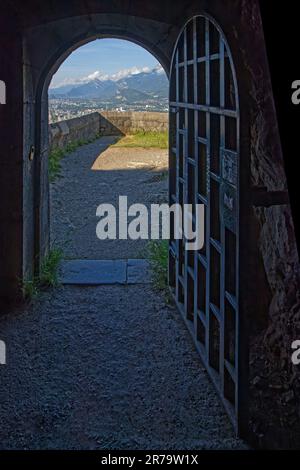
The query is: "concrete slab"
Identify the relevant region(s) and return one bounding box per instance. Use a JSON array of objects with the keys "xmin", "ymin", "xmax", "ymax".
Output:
[
  {"xmin": 59, "ymin": 259, "xmax": 153, "ymax": 285},
  {"xmin": 127, "ymin": 259, "xmax": 152, "ymax": 284},
  {"xmin": 59, "ymin": 259, "xmax": 127, "ymax": 285}
]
